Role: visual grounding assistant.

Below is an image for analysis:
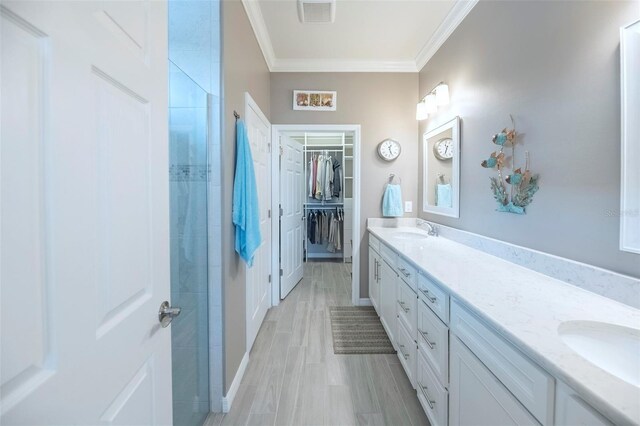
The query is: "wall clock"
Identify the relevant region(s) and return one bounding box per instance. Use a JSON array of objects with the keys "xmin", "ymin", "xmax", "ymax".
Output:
[
  {"xmin": 433, "ymin": 137, "xmax": 454, "ymax": 160},
  {"xmin": 377, "ymin": 139, "xmax": 401, "ymax": 162}
]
